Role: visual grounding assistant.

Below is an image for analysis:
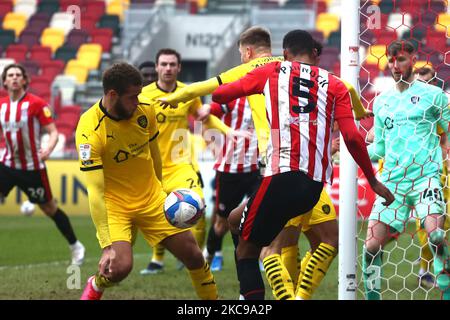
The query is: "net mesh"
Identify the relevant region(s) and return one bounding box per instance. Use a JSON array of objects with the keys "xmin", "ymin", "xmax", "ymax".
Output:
[{"xmin": 352, "ymin": 0, "xmax": 450, "ymax": 300}]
